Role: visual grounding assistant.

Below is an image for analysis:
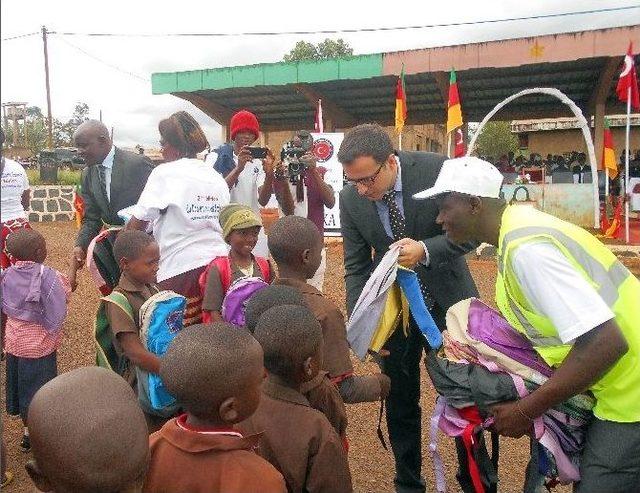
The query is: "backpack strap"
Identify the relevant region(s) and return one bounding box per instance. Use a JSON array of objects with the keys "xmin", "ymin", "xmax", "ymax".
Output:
[
  {"xmin": 95, "ymin": 290, "xmax": 133, "ymax": 372},
  {"xmin": 255, "ymin": 256, "xmax": 271, "ymax": 283},
  {"xmin": 212, "ymin": 256, "xmax": 233, "ymax": 293}
]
